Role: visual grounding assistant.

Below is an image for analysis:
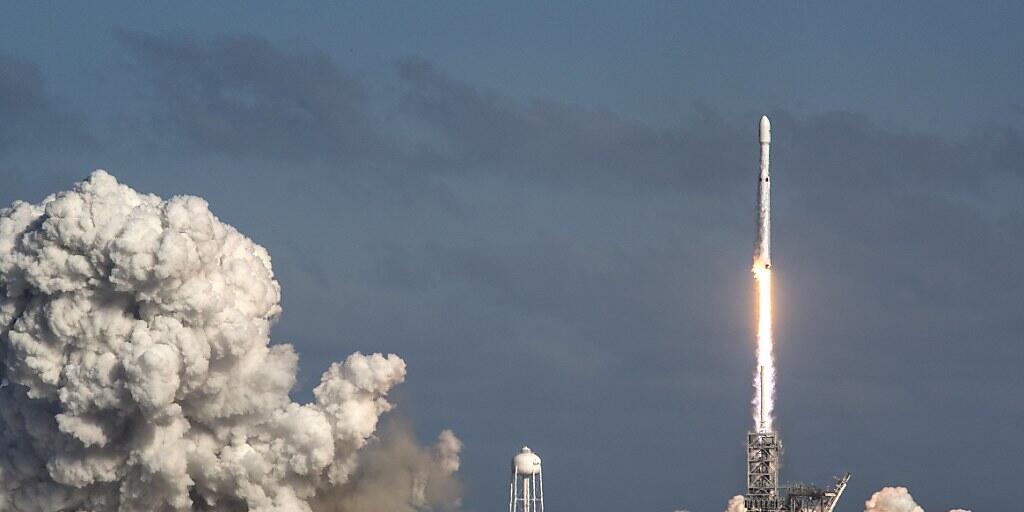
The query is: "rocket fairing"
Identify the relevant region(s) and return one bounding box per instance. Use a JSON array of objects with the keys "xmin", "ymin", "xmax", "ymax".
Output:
[{"xmin": 755, "ymin": 116, "xmax": 771, "ymax": 269}]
